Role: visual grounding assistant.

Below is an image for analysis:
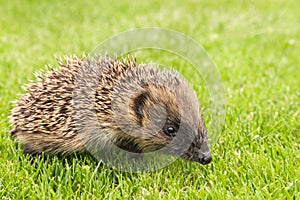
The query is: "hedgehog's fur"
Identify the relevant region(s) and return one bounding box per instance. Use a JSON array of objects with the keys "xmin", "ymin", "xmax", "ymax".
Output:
[{"xmin": 10, "ymin": 55, "xmax": 212, "ymax": 165}]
